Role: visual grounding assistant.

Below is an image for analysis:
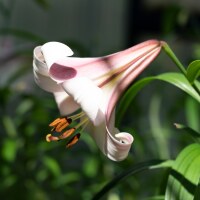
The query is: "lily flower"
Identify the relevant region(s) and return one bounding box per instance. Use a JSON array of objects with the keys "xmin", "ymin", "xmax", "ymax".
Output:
[{"xmin": 33, "ymin": 40, "xmax": 161, "ymax": 161}]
